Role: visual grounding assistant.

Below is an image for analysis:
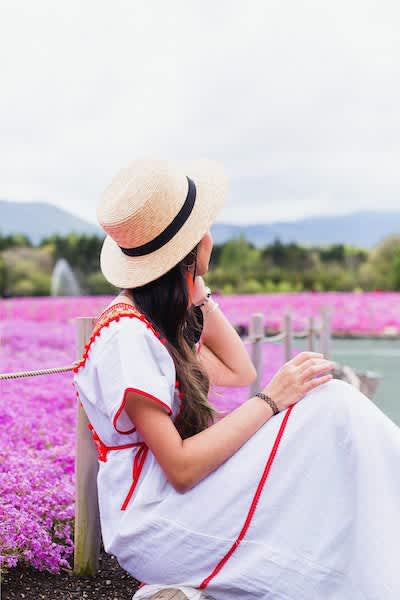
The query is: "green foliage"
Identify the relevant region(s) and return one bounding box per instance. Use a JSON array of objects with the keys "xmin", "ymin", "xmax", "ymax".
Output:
[
  {"xmin": 39, "ymin": 233, "xmax": 104, "ymax": 275},
  {"xmin": 0, "ymin": 256, "xmax": 5, "ymax": 296},
  {"xmin": 391, "ymin": 246, "xmax": 400, "ymax": 291},
  {"xmin": 8, "ymin": 266, "xmax": 51, "ymax": 296},
  {"xmin": 1, "ymin": 229, "xmax": 400, "ymax": 296},
  {"xmin": 237, "ymin": 278, "xmax": 264, "ymax": 294},
  {"xmin": 85, "ymin": 271, "xmax": 117, "ymax": 295},
  {"xmin": 359, "ymin": 235, "xmax": 400, "ymax": 290},
  {"xmin": 0, "ymin": 231, "xmax": 32, "ymax": 250}
]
